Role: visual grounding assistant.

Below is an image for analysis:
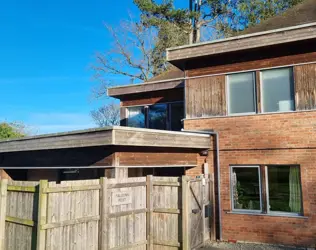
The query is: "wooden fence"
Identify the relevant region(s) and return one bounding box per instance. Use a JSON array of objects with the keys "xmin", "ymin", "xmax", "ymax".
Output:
[{"xmin": 0, "ymin": 175, "xmax": 214, "ymax": 250}]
